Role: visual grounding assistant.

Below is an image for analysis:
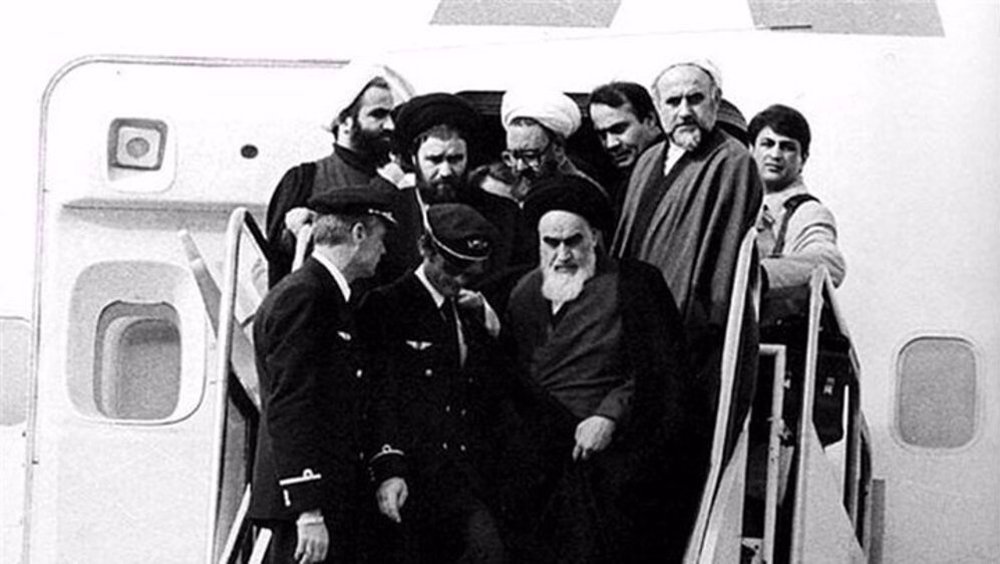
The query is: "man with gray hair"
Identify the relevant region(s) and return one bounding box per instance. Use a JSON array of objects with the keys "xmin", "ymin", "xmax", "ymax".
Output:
[
  {"xmin": 612, "ymin": 60, "xmax": 763, "ymax": 457},
  {"xmin": 266, "ymin": 63, "xmax": 413, "ymax": 287}
]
